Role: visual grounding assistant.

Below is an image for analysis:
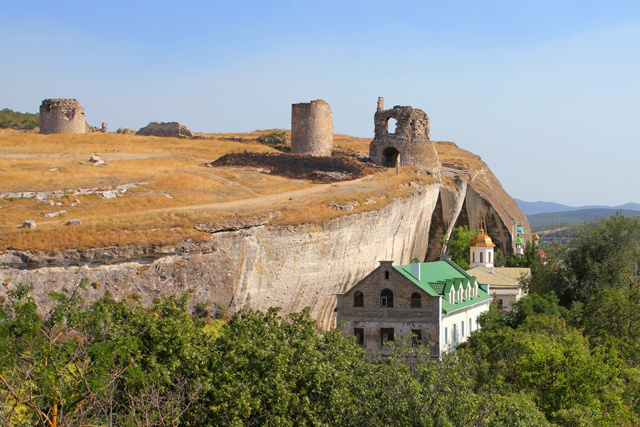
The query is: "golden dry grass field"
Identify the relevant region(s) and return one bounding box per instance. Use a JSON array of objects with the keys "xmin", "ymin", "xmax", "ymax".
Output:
[{"xmin": 1, "ymin": 129, "xmax": 483, "ymax": 253}]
